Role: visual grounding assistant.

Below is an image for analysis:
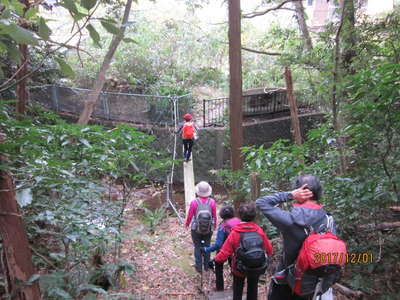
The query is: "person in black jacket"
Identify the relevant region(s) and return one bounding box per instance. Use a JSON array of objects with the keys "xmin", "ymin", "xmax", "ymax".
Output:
[{"xmin": 256, "ymin": 175, "xmax": 336, "ymax": 300}]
